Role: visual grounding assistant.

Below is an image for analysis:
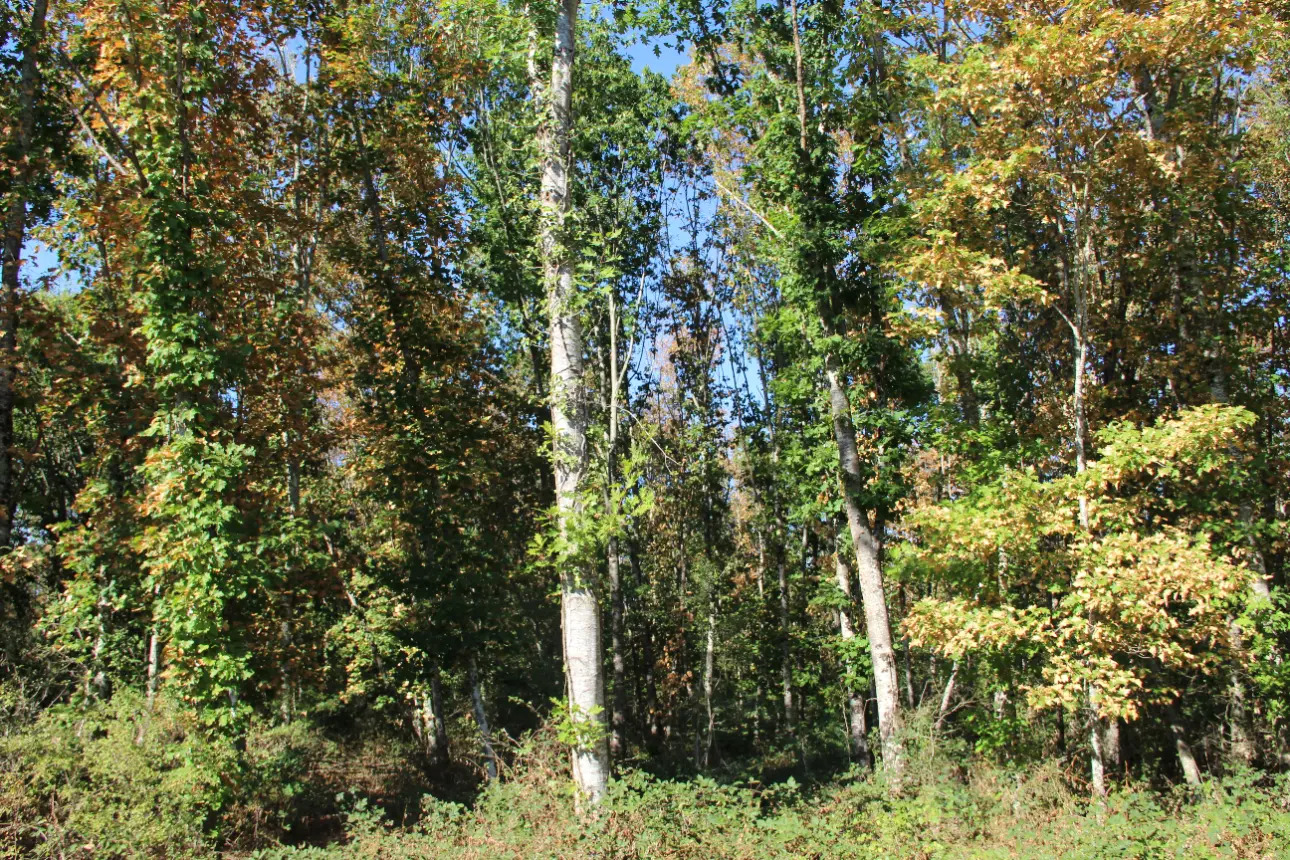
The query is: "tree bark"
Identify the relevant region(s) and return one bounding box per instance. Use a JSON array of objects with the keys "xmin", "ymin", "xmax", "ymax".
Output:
[
  {"xmin": 835, "ymin": 532, "xmax": 873, "ymax": 768},
  {"xmin": 420, "ymin": 666, "xmax": 449, "ymax": 766},
  {"xmin": 777, "ymin": 545, "xmax": 794, "ymax": 736},
  {"xmin": 534, "ymin": 0, "xmax": 607, "ymax": 805},
  {"xmin": 469, "ymin": 655, "xmax": 498, "ymax": 782},
  {"xmin": 1166, "ymin": 702, "xmax": 1202, "ymax": 787},
  {"xmin": 826, "ymin": 355, "xmax": 903, "ymax": 778},
  {"xmin": 606, "ymin": 292, "xmax": 627, "ymax": 759},
  {"xmin": 935, "ymin": 661, "xmax": 959, "ymax": 731},
  {"xmin": 0, "ymin": 0, "xmax": 50, "ymax": 549}
]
